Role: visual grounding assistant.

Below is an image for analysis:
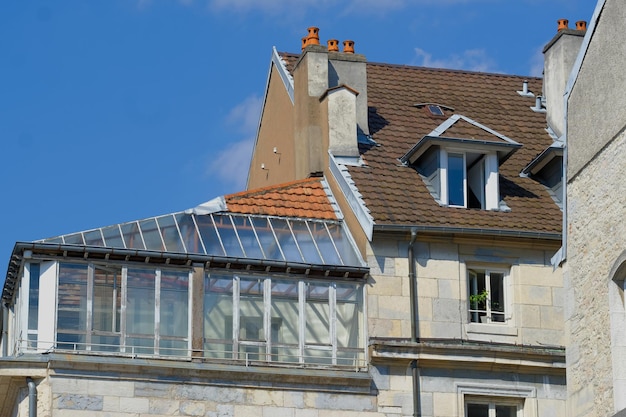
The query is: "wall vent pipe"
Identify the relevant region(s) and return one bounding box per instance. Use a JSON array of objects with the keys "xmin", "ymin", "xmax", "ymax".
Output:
[{"xmin": 27, "ymin": 377, "xmax": 37, "ymax": 417}]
